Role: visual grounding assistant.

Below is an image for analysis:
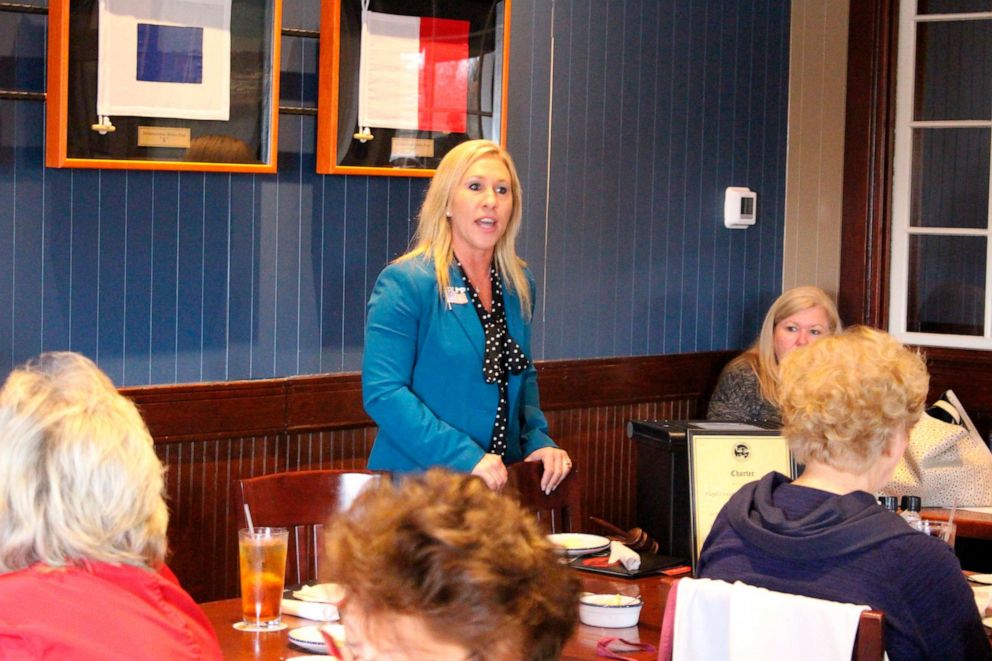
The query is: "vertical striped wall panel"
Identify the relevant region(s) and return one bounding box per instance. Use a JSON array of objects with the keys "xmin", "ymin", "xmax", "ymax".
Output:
[
  {"xmin": 1, "ymin": 0, "xmax": 789, "ymax": 384},
  {"xmin": 512, "ymin": 1, "xmax": 790, "ymax": 360}
]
